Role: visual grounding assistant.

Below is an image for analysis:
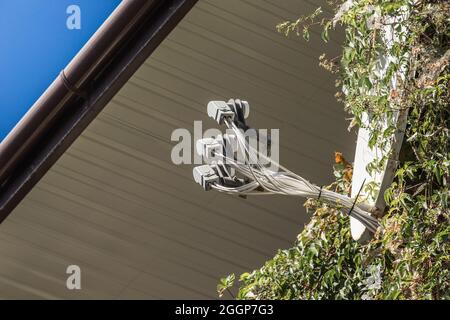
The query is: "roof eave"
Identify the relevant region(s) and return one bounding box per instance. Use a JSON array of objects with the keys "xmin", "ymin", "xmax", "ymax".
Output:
[{"xmin": 0, "ymin": 0, "xmax": 198, "ymax": 222}]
